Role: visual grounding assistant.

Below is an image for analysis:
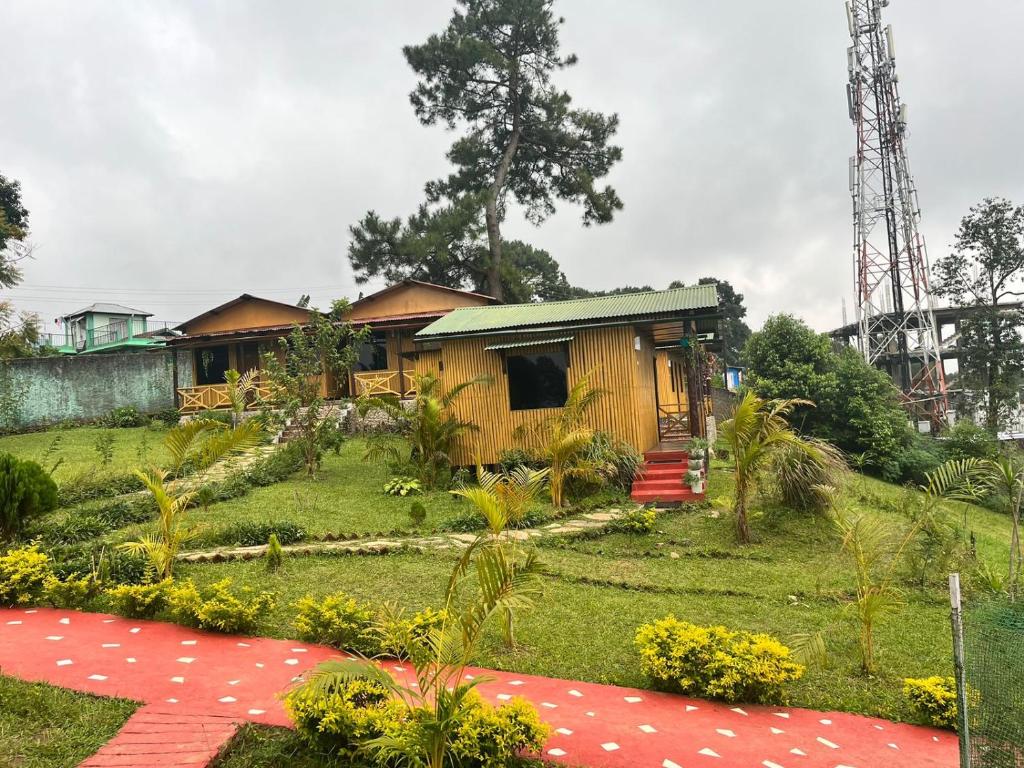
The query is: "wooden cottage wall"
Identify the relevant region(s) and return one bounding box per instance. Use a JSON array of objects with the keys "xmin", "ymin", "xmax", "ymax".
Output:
[
  {"xmin": 634, "ymin": 335, "xmax": 661, "ymax": 452},
  {"xmin": 416, "ymin": 325, "xmax": 660, "ymax": 466}
]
